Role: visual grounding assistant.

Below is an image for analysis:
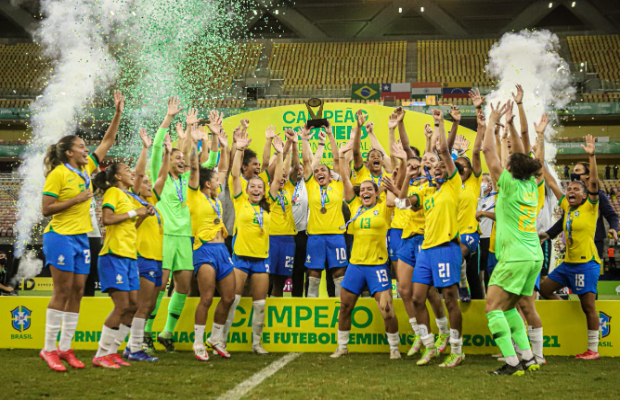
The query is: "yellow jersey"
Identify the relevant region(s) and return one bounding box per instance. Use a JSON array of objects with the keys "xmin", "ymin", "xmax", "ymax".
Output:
[
  {"xmin": 267, "ymin": 181, "xmax": 297, "ymax": 236},
  {"xmin": 100, "ymin": 187, "xmax": 139, "ymax": 259},
  {"xmin": 489, "ymin": 222, "xmax": 497, "ymax": 253},
  {"xmin": 351, "ymin": 164, "xmax": 391, "ymax": 201},
  {"xmin": 188, "ymin": 186, "xmax": 227, "ymax": 250},
  {"xmin": 416, "ymin": 170, "xmax": 462, "ymax": 249},
  {"xmin": 305, "ymin": 175, "xmax": 345, "ymax": 235},
  {"xmin": 463, "ymin": 172, "xmax": 482, "ymax": 200},
  {"xmin": 131, "ymin": 188, "xmax": 163, "ymax": 261},
  {"xmin": 458, "ymin": 188, "xmax": 480, "ymax": 235},
  {"xmin": 346, "ymin": 196, "xmax": 393, "ymax": 265},
  {"xmin": 400, "ymin": 180, "xmax": 428, "ymax": 238},
  {"xmin": 560, "ymin": 195, "xmax": 600, "ymax": 264},
  {"xmin": 232, "ymin": 194, "xmax": 270, "ymax": 258},
  {"xmin": 43, "ymin": 155, "xmax": 99, "ymax": 235}
]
